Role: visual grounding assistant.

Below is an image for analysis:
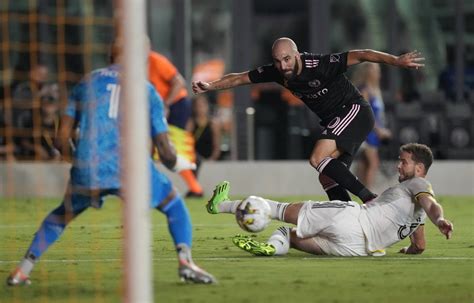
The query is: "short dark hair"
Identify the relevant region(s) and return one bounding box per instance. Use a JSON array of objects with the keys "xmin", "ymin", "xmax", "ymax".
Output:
[{"xmin": 400, "ymin": 143, "xmax": 433, "ymax": 173}]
